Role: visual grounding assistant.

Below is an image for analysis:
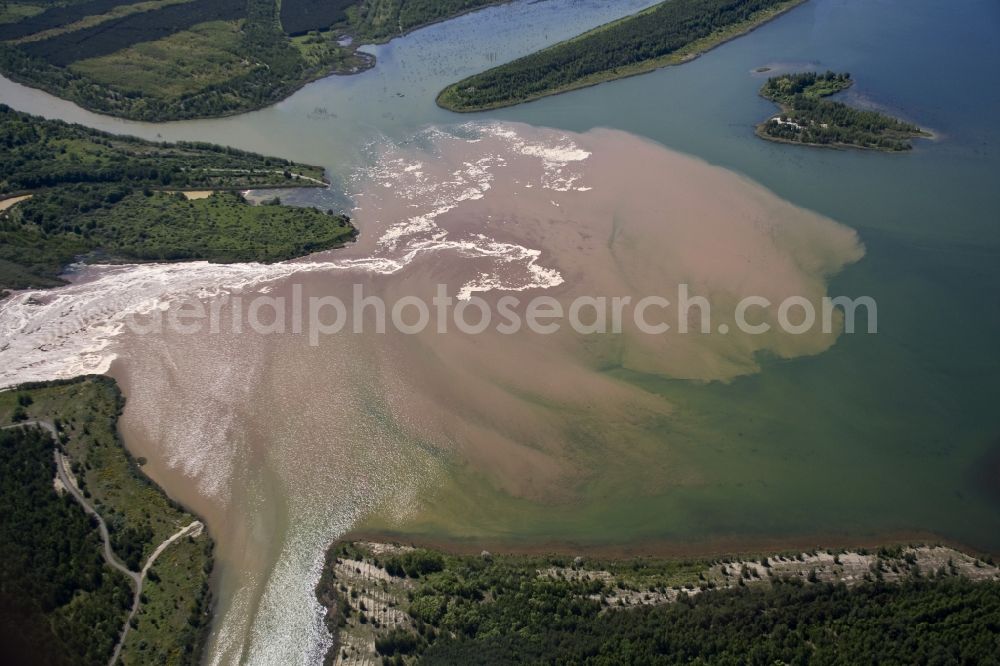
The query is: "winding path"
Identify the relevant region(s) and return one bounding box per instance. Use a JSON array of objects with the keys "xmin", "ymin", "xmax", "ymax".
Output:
[
  {"xmin": 110, "ymin": 519, "xmax": 203, "ymax": 666},
  {"xmin": 5, "ymin": 420, "xmax": 203, "ymax": 666}
]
